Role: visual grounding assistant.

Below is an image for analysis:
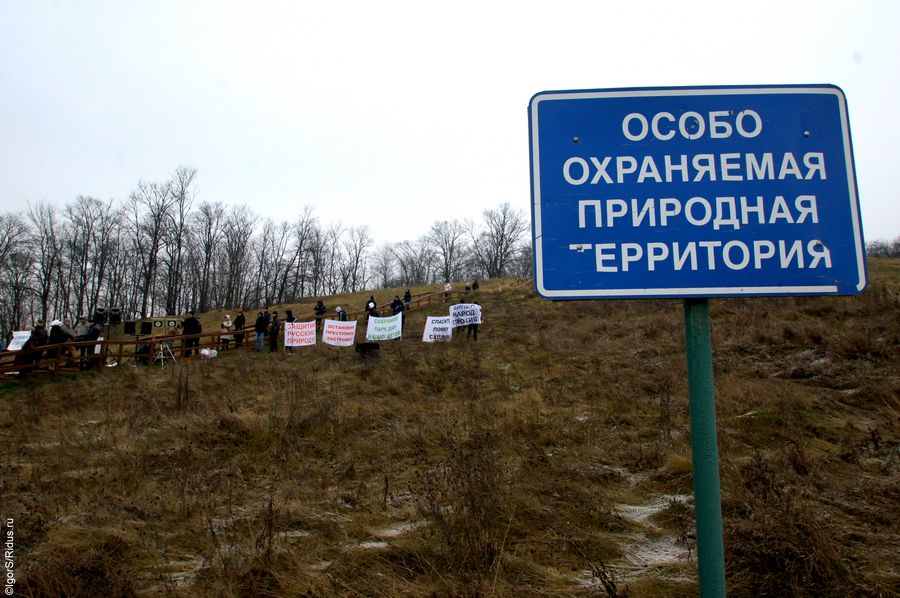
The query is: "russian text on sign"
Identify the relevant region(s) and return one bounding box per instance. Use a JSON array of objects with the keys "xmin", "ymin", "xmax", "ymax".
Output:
[{"xmin": 529, "ymin": 85, "xmax": 865, "ymax": 298}]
